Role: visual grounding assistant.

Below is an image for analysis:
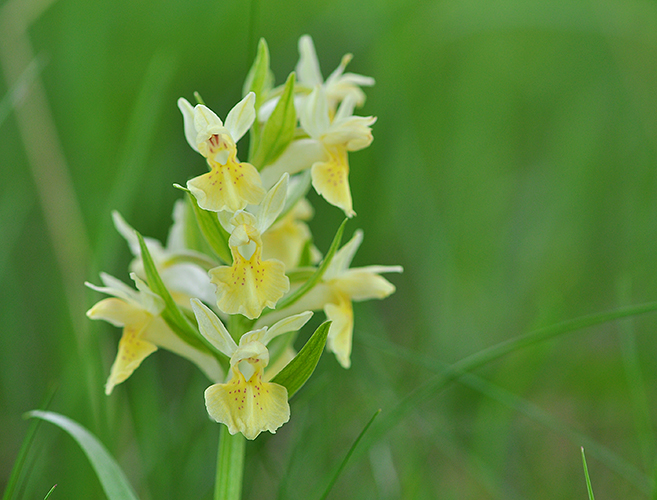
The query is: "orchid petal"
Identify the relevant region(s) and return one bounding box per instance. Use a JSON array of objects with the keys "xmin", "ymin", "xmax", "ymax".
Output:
[
  {"xmin": 177, "ymin": 97, "xmax": 199, "ymax": 152},
  {"xmin": 324, "ymin": 229, "xmax": 363, "ymax": 279},
  {"xmin": 260, "ymin": 310, "xmax": 313, "ymax": 346},
  {"xmin": 210, "ymin": 255, "xmax": 289, "ymax": 319},
  {"xmin": 85, "ymin": 273, "xmax": 139, "ymax": 307},
  {"xmin": 324, "ymin": 297, "xmax": 354, "ymax": 369},
  {"xmin": 86, "ymin": 297, "xmax": 147, "ymax": 328},
  {"xmin": 259, "ymin": 139, "xmax": 326, "ymax": 188},
  {"xmin": 331, "ymin": 270, "xmax": 398, "ymax": 301},
  {"xmin": 111, "ymin": 211, "xmax": 141, "ymax": 256},
  {"xmin": 225, "ymin": 92, "xmax": 256, "ymax": 142},
  {"xmin": 105, "ymin": 323, "xmax": 158, "ymax": 395},
  {"xmin": 296, "ymin": 35, "xmax": 323, "ymax": 87},
  {"xmin": 205, "ymin": 369, "xmax": 289, "ymax": 440},
  {"xmin": 299, "ymin": 86, "xmax": 330, "ymax": 139},
  {"xmin": 256, "ymin": 173, "xmax": 289, "ymax": 234},
  {"xmin": 194, "ymin": 104, "xmax": 225, "ymax": 137},
  {"xmin": 186, "ymin": 160, "xmax": 265, "ymax": 213},
  {"xmin": 191, "ymin": 298, "xmax": 237, "ymax": 357},
  {"xmin": 310, "ymin": 148, "xmax": 355, "ymax": 218}
]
